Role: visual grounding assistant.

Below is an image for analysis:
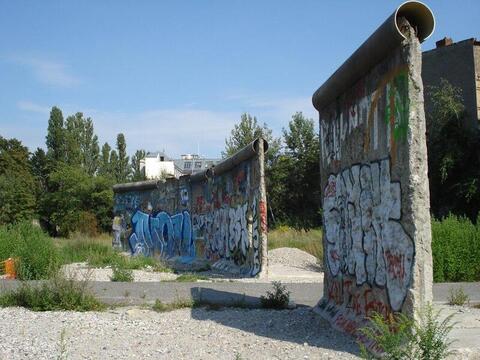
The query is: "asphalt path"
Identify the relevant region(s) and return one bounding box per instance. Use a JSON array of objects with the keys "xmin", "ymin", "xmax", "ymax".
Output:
[{"xmin": 1, "ymin": 280, "xmax": 479, "ymax": 307}]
